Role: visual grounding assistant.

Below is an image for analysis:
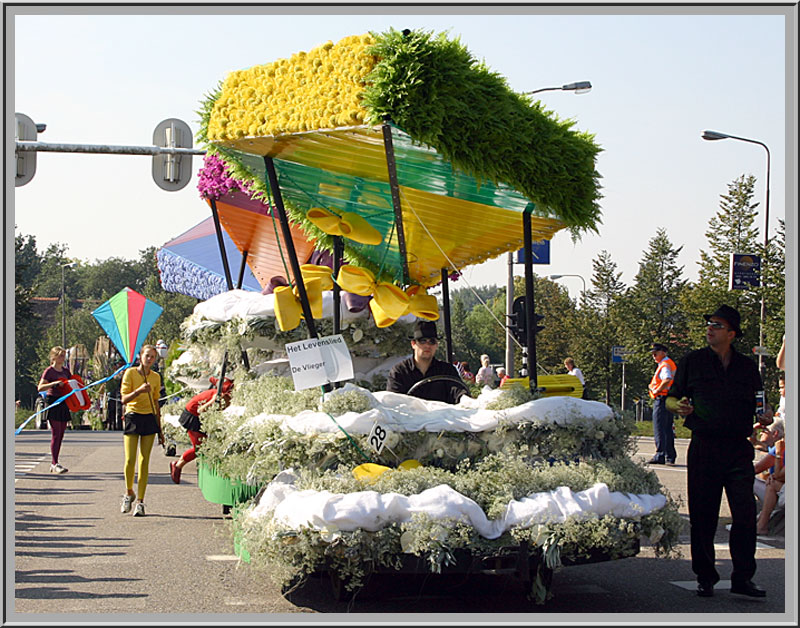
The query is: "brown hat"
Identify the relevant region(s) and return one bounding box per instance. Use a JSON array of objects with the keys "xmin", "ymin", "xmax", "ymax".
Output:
[{"xmin": 704, "ymin": 304, "xmax": 743, "ymax": 338}]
